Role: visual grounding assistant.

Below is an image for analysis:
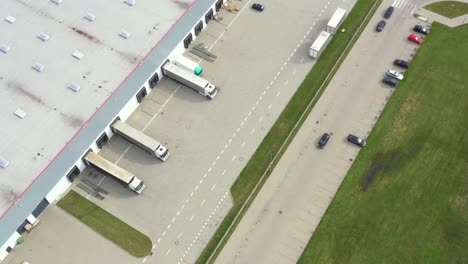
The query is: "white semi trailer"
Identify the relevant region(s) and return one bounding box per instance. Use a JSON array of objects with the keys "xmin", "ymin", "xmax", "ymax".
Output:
[
  {"xmin": 112, "ymin": 120, "xmax": 170, "ymax": 161},
  {"xmin": 174, "ymin": 56, "xmax": 203, "ymax": 76},
  {"xmin": 309, "ymin": 31, "xmax": 332, "ymax": 58},
  {"xmin": 162, "ymin": 62, "xmax": 217, "ymax": 99},
  {"xmin": 326, "ymin": 8, "xmax": 347, "ymax": 34},
  {"xmin": 84, "ymin": 152, "xmax": 145, "ymax": 194}
]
